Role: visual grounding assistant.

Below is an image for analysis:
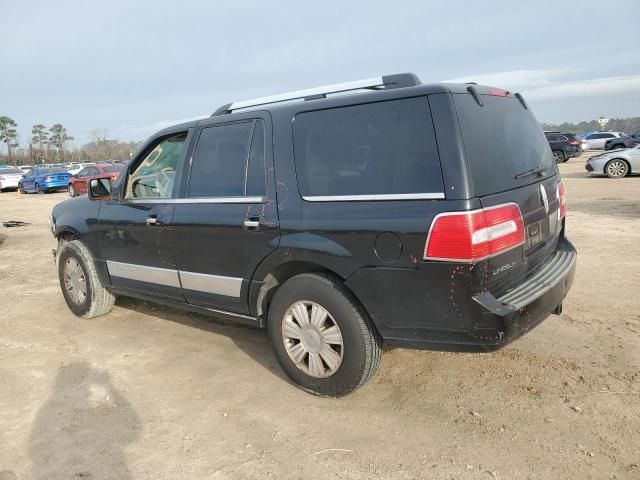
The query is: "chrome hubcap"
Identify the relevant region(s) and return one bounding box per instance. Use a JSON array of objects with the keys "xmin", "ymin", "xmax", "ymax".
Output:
[
  {"xmin": 553, "ymin": 152, "xmax": 562, "ymax": 162},
  {"xmin": 281, "ymin": 300, "xmax": 344, "ymax": 378},
  {"xmin": 607, "ymin": 161, "xmax": 626, "ymax": 177},
  {"xmin": 63, "ymin": 258, "xmax": 87, "ymax": 305}
]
